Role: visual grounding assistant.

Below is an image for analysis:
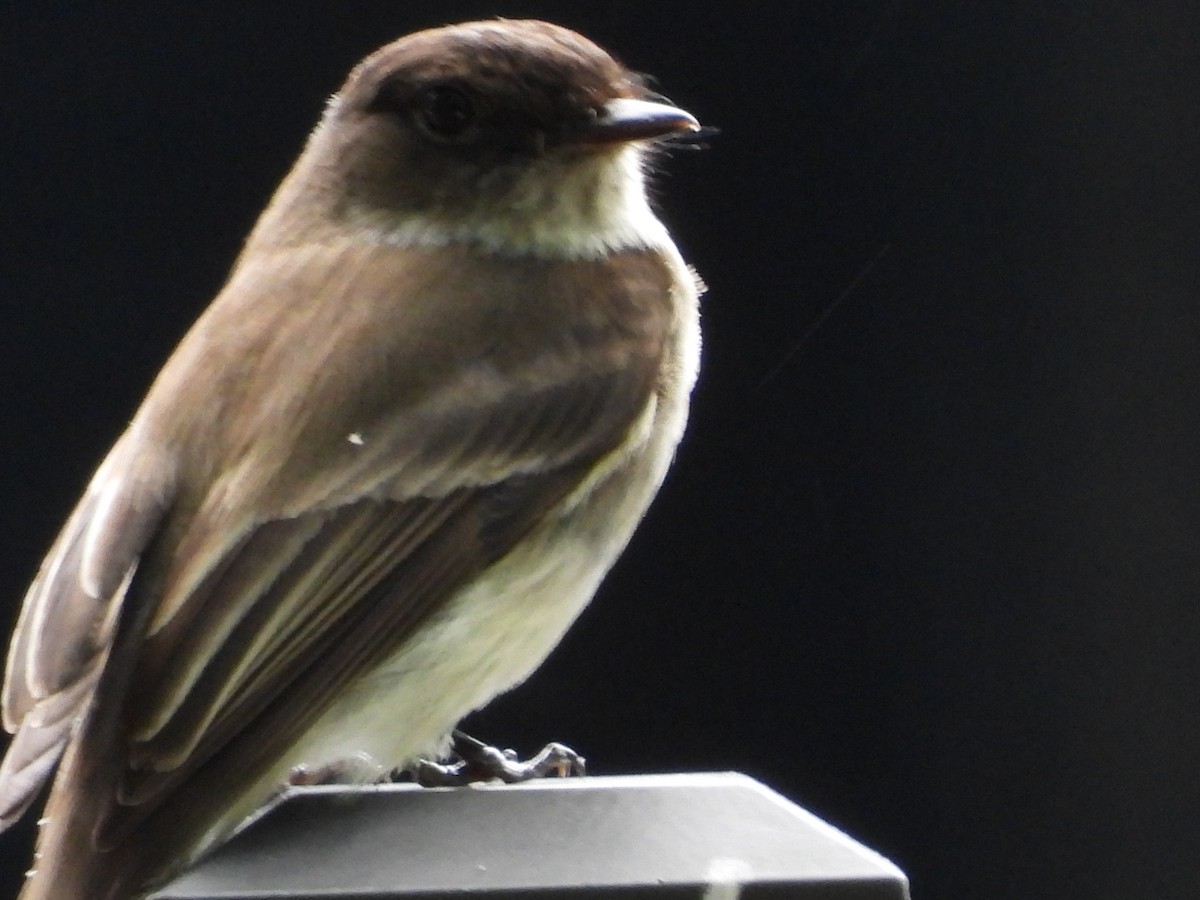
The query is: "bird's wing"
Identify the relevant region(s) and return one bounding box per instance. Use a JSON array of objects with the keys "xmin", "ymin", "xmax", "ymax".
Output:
[
  {"xmin": 0, "ymin": 435, "xmax": 174, "ymax": 827},
  {"xmin": 0, "ymin": 241, "xmax": 682, "ymax": 853}
]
